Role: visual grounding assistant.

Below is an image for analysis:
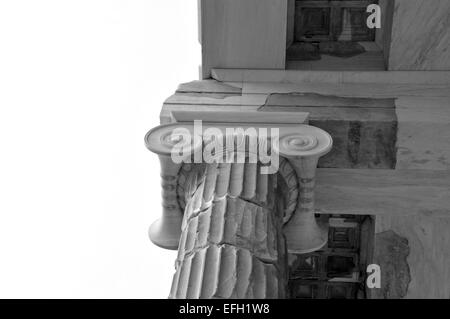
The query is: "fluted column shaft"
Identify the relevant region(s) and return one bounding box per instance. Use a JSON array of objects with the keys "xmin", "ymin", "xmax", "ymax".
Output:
[{"xmin": 169, "ymin": 160, "xmax": 287, "ymax": 299}]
